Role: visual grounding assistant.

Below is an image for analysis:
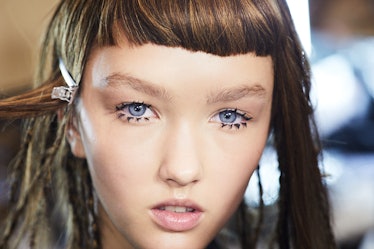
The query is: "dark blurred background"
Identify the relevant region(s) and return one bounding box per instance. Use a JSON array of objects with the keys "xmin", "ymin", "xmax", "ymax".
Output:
[{"xmin": 1, "ymin": 1, "xmax": 373, "ymax": 248}]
